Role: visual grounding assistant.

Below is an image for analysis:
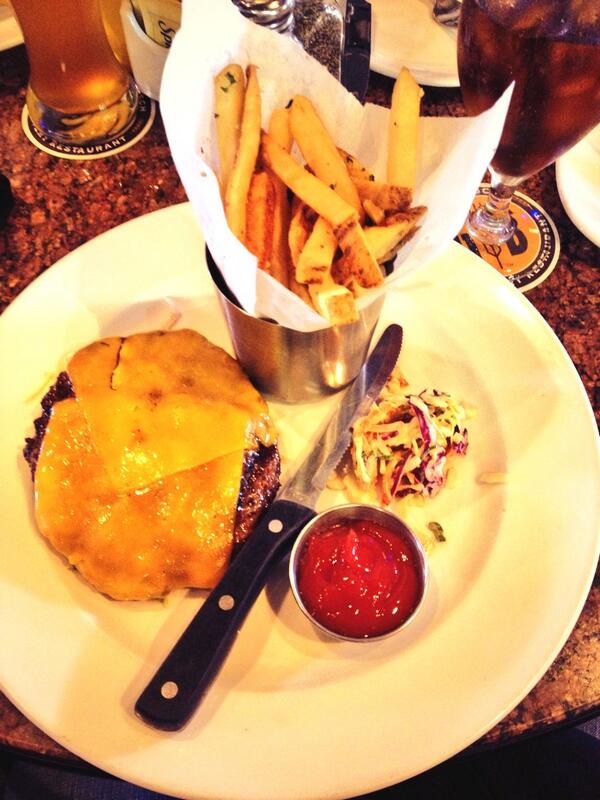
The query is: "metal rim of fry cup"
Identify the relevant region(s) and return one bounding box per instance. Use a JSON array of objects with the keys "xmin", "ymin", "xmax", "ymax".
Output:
[{"xmin": 205, "ymin": 247, "xmax": 386, "ymax": 403}]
